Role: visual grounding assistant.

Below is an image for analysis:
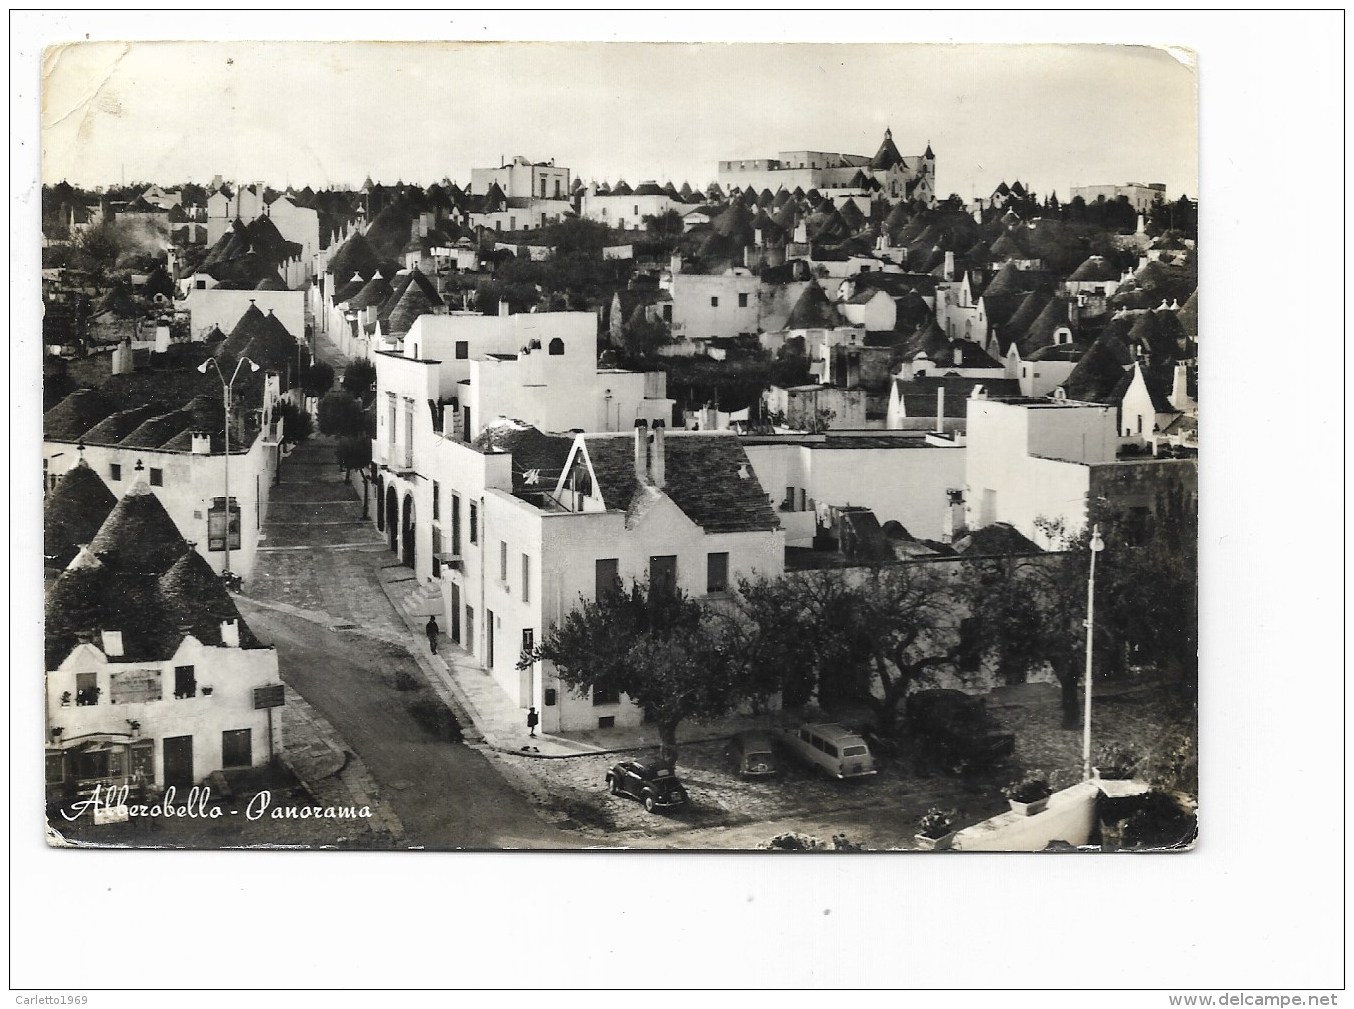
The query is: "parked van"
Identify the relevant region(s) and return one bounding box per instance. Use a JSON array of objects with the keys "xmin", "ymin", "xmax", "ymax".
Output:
[{"xmin": 777, "ymin": 723, "xmax": 877, "ymax": 779}]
